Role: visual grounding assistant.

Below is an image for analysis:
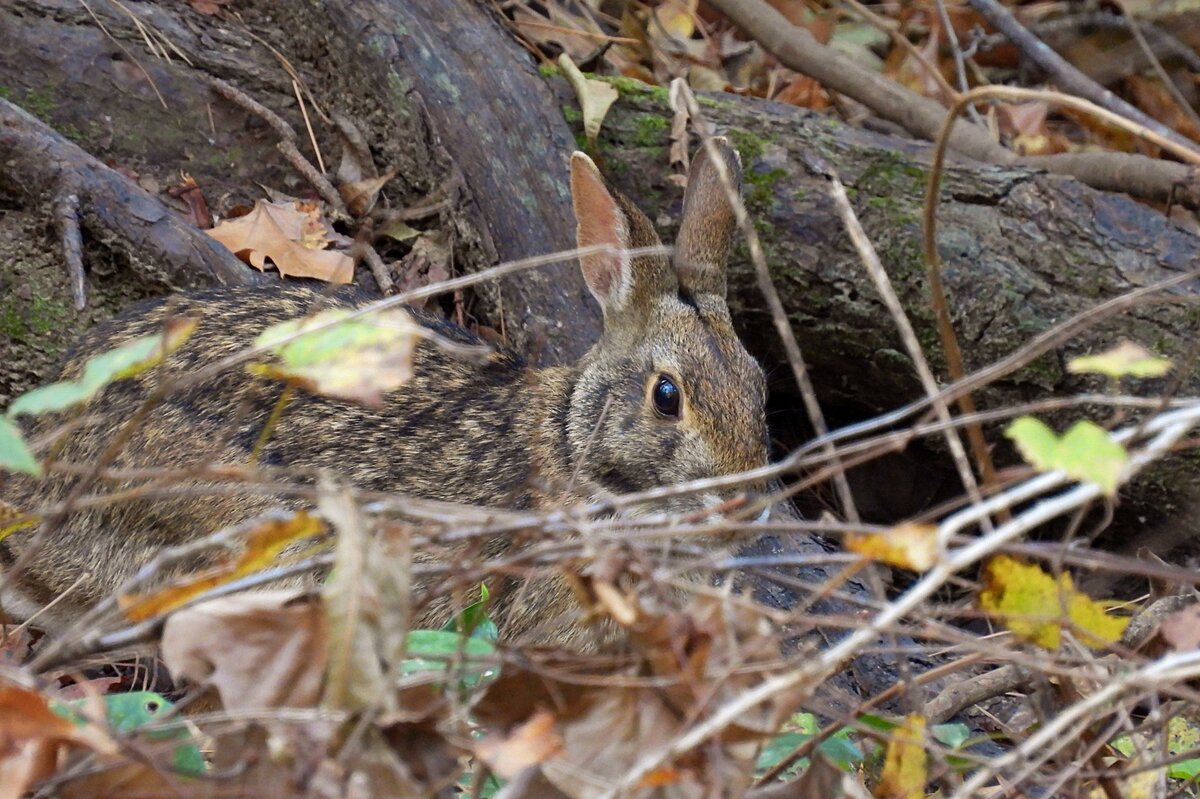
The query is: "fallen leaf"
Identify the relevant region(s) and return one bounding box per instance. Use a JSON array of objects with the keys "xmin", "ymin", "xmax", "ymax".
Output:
[
  {"xmin": 1159, "ymin": 605, "xmax": 1200, "ymax": 652},
  {"xmin": 875, "ymin": 715, "xmax": 926, "ymax": 799},
  {"xmin": 118, "ymin": 510, "xmax": 325, "ymax": 621},
  {"xmin": 207, "ymin": 200, "xmax": 353, "ymax": 283},
  {"xmin": 978, "ymin": 555, "xmax": 1129, "ymax": 650},
  {"xmin": 340, "ymin": 168, "xmax": 398, "ymax": 218},
  {"xmin": 476, "ymin": 708, "xmax": 563, "ymax": 778},
  {"xmin": 0, "ymin": 684, "xmax": 116, "ymax": 799},
  {"xmin": 846, "ymin": 522, "xmax": 938, "ymax": 572},
  {"xmin": 559, "ymin": 55, "xmax": 619, "ymax": 147},
  {"xmin": 161, "ymin": 590, "xmax": 328, "ymax": 710}
]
